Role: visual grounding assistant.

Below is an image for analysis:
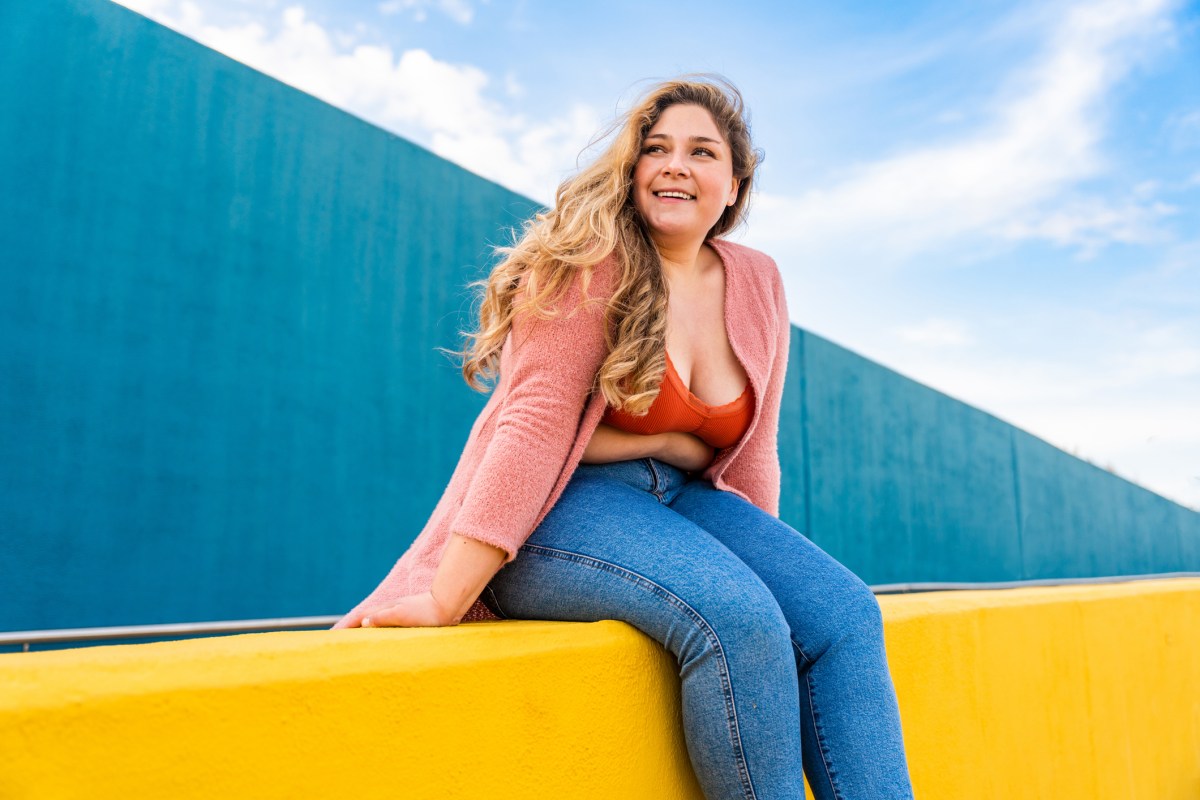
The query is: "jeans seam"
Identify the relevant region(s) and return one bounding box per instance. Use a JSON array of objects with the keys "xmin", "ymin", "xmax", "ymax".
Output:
[
  {"xmin": 790, "ymin": 636, "xmax": 814, "ymax": 668},
  {"xmin": 804, "ymin": 665, "xmax": 843, "ymax": 800},
  {"xmin": 643, "ymin": 457, "xmax": 666, "ymax": 501},
  {"xmin": 518, "ymin": 542, "xmax": 760, "ymax": 800}
]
